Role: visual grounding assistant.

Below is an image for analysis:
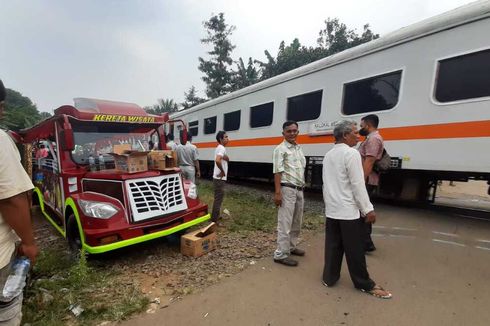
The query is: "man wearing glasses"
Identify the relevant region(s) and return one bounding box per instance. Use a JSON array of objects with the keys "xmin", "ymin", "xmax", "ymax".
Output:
[{"xmin": 272, "ymin": 121, "xmax": 306, "ymax": 267}]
